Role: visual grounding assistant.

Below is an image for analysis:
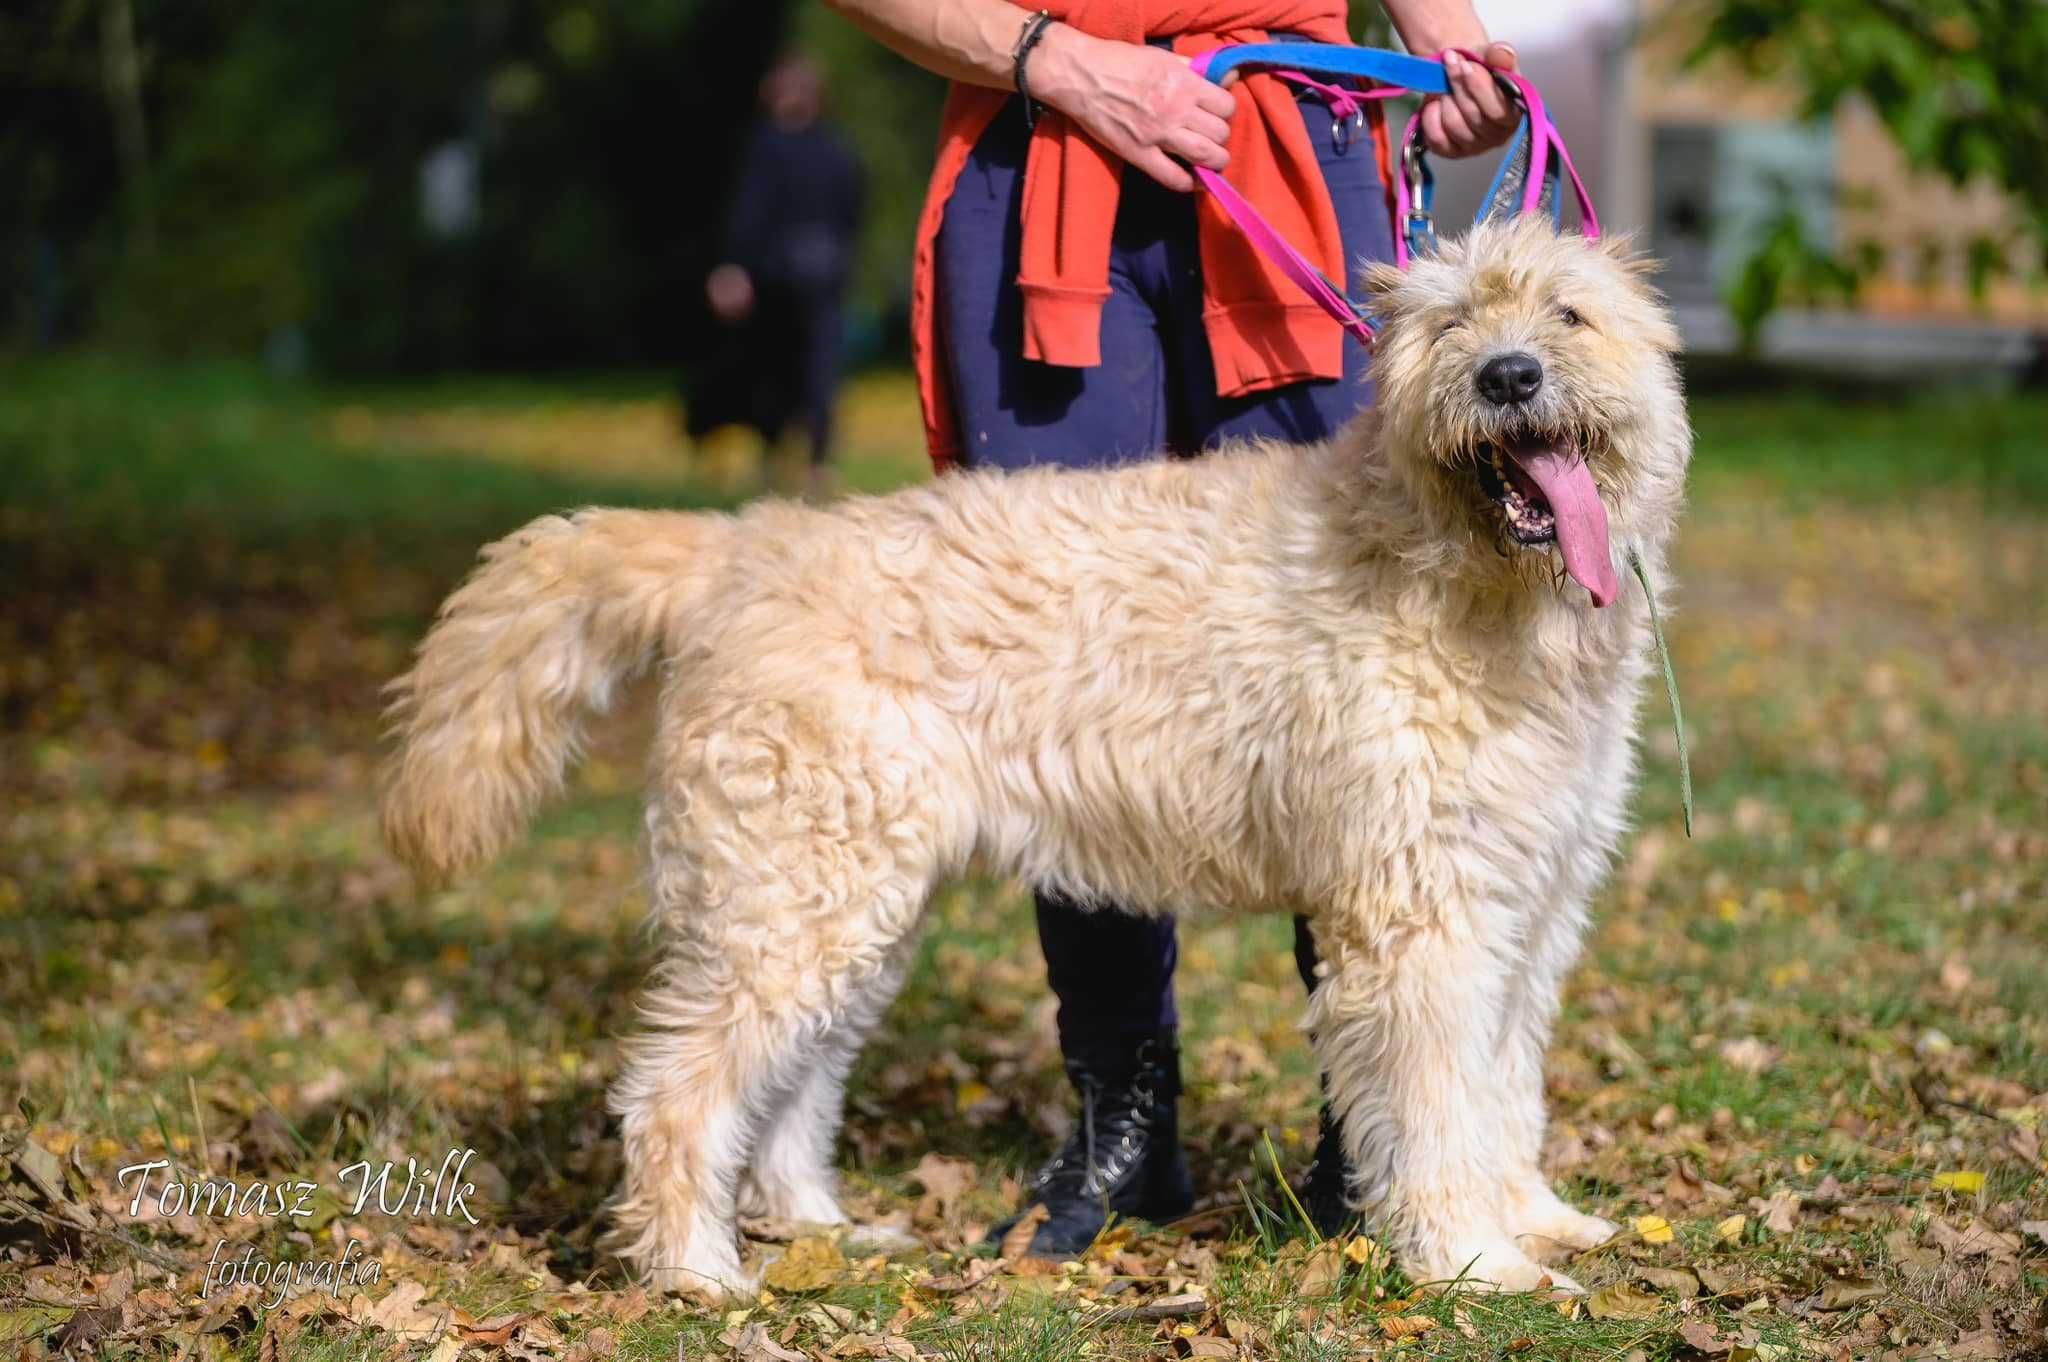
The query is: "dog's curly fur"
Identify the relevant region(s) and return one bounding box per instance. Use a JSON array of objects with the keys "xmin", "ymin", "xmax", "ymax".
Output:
[{"xmin": 383, "ymin": 218, "xmax": 1690, "ymax": 1298}]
